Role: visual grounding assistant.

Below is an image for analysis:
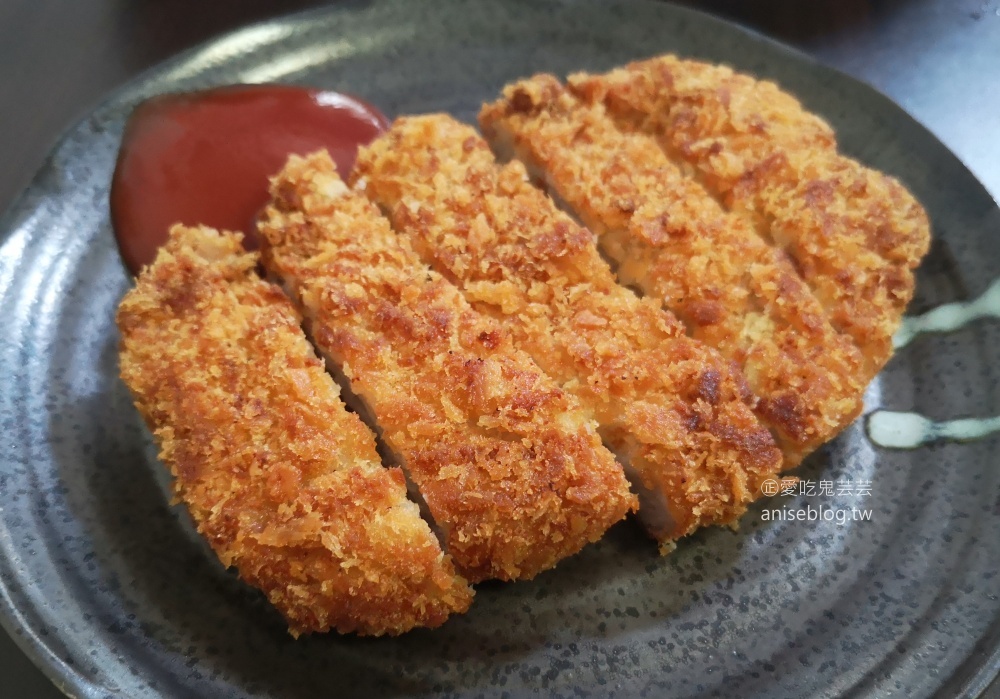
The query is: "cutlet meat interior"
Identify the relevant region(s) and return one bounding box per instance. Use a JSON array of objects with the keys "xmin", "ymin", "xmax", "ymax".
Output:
[
  {"xmin": 478, "ymin": 75, "xmax": 867, "ymax": 468},
  {"xmin": 116, "ymin": 225, "xmax": 473, "ymax": 637},
  {"xmin": 352, "ymin": 115, "xmax": 784, "ymax": 552},
  {"xmin": 257, "ymin": 152, "xmax": 636, "ymax": 583}
]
